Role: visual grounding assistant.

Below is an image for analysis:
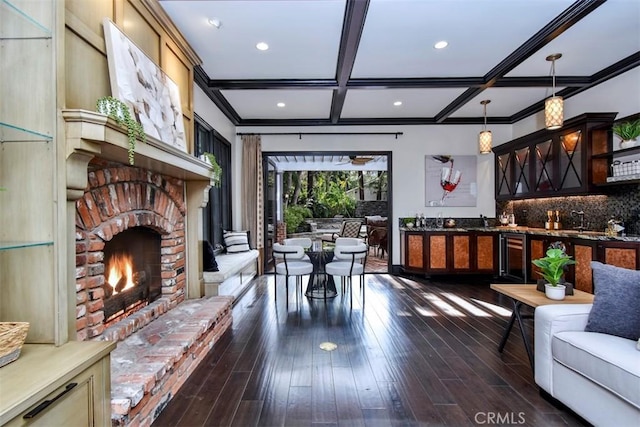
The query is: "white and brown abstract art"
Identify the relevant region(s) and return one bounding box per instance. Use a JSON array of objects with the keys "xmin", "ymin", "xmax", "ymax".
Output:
[{"xmin": 103, "ymin": 19, "xmax": 186, "ymax": 152}]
